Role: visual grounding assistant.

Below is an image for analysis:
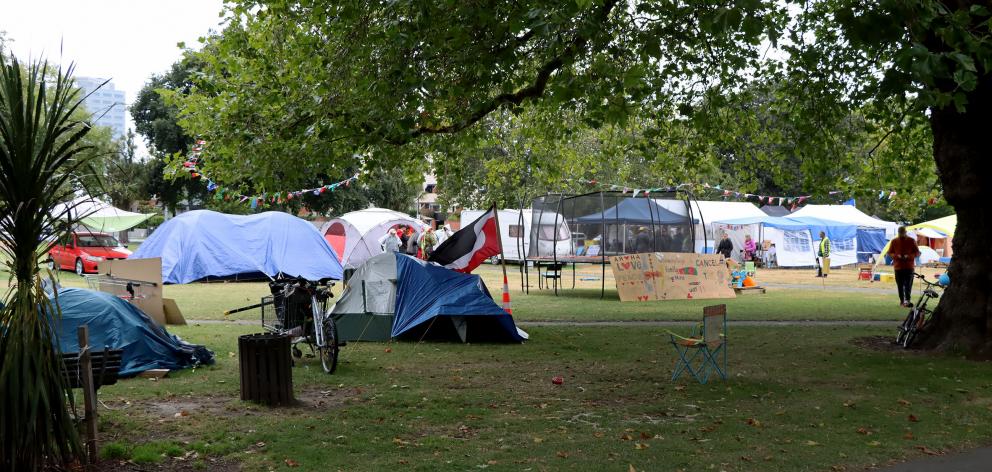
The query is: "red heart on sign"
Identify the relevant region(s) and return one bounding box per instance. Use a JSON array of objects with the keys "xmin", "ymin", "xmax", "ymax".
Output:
[{"xmin": 622, "ymin": 262, "xmax": 632, "ymax": 270}]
